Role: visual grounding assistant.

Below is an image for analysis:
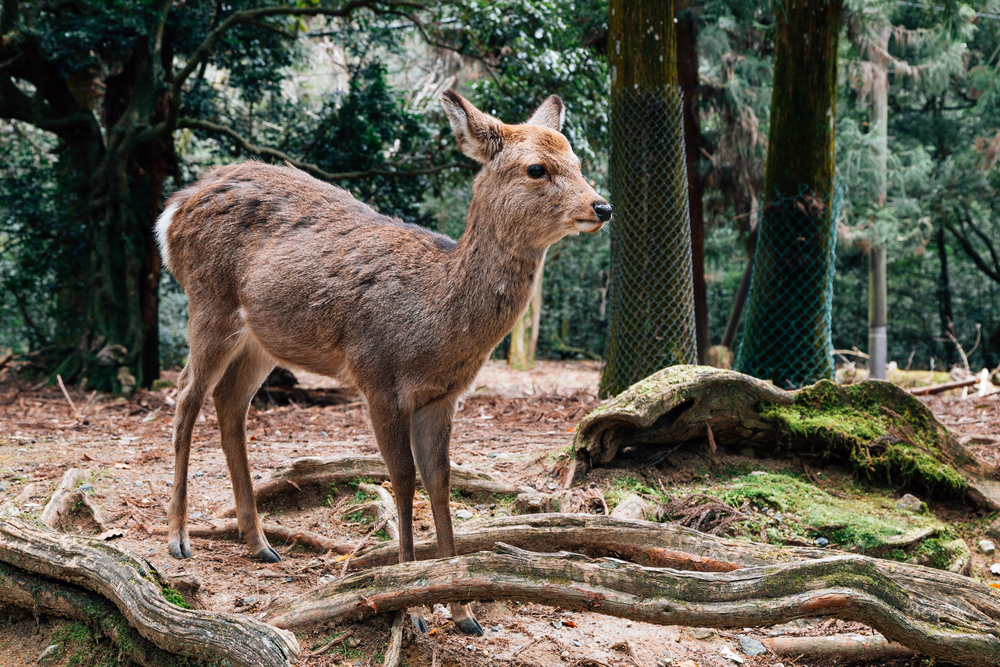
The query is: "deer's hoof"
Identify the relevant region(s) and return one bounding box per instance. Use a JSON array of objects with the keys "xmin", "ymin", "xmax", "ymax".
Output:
[
  {"xmin": 168, "ymin": 539, "xmax": 191, "ymax": 559},
  {"xmin": 410, "ymin": 612, "xmax": 429, "ymax": 634},
  {"xmin": 253, "ymin": 544, "xmax": 281, "ymax": 563},
  {"xmin": 455, "ymin": 616, "xmax": 485, "ymax": 636}
]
